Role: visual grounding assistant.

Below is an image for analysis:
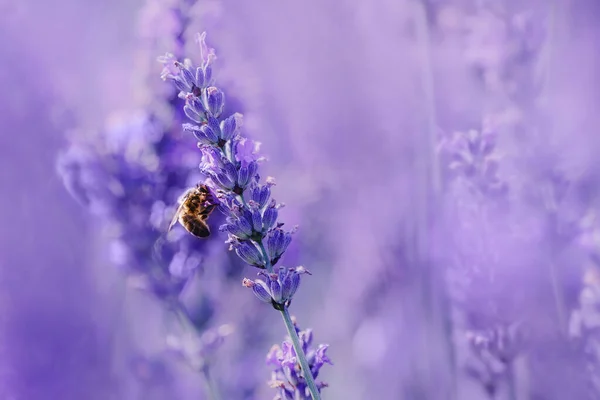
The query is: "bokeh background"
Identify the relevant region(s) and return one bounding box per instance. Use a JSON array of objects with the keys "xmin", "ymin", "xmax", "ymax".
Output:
[{"xmin": 2, "ymin": 0, "xmax": 600, "ymax": 399}]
